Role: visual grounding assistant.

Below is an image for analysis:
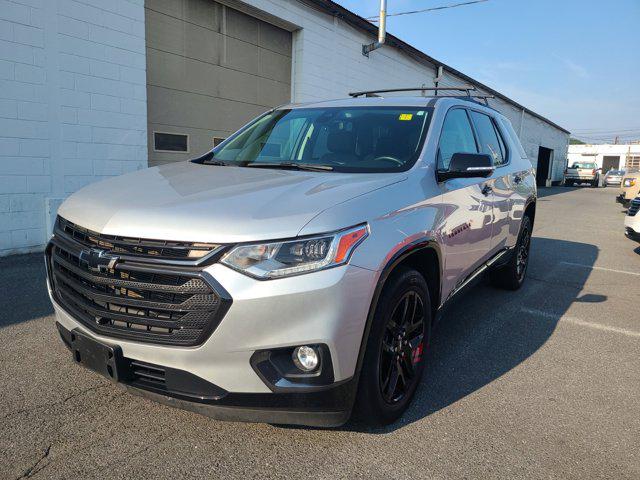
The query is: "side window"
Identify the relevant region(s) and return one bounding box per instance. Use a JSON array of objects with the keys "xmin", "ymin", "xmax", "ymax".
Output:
[
  {"xmin": 438, "ymin": 109, "xmax": 477, "ymax": 170},
  {"xmin": 497, "ymin": 117, "xmax": 527, "ymax": 159},
  {"xmin": 470, "ymin": 111, "xmax": 506, "ymax": 166}
]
